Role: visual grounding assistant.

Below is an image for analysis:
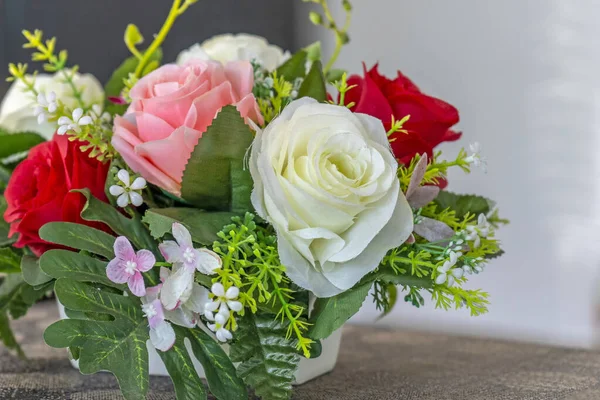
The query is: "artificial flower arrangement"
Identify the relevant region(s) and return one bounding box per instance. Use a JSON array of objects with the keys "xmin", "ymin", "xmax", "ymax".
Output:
[{"xmin": 0, "ymin": 1, "xmax": 507, "ymax": 399}]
